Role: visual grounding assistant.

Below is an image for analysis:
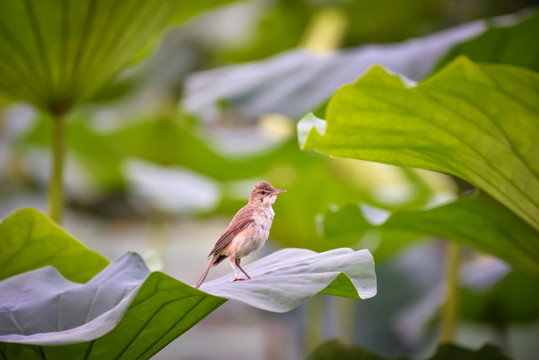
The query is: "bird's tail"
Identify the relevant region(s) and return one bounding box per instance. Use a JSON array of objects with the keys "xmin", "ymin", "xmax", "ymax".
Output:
[{"xmin": 195, "ymin": 256, "xmax": 218, "ymax": 288}]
